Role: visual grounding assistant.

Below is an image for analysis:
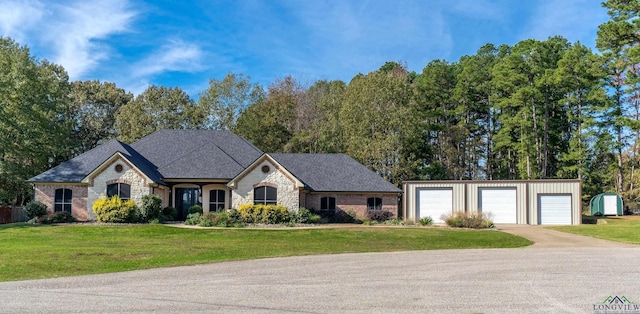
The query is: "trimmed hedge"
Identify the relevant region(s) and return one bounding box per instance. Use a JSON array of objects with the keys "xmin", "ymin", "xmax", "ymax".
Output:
[{"xmin": 237, "ymin": 204, "xmax": 290, "ymax": 224}]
